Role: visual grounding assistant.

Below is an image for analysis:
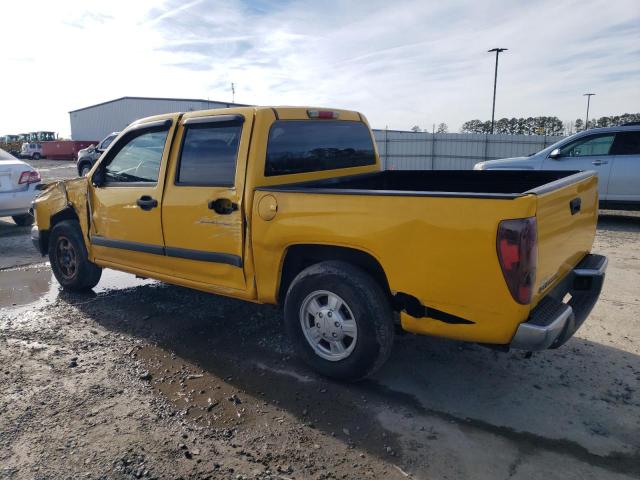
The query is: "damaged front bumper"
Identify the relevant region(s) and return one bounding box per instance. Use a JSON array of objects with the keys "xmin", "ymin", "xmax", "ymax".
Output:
[{"xmin": 510, "ymin": 253, "xmax": 607, "ymax": 351}]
